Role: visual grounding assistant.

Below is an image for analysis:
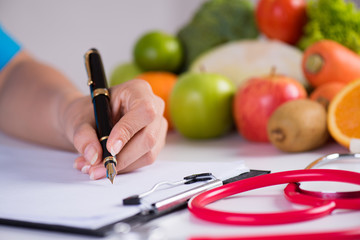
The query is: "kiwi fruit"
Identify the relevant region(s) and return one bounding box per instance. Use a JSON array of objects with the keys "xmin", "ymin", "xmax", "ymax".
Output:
[{"xmin": 267, "ymin": 99, "xmax": 329, "ymax": 152}]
